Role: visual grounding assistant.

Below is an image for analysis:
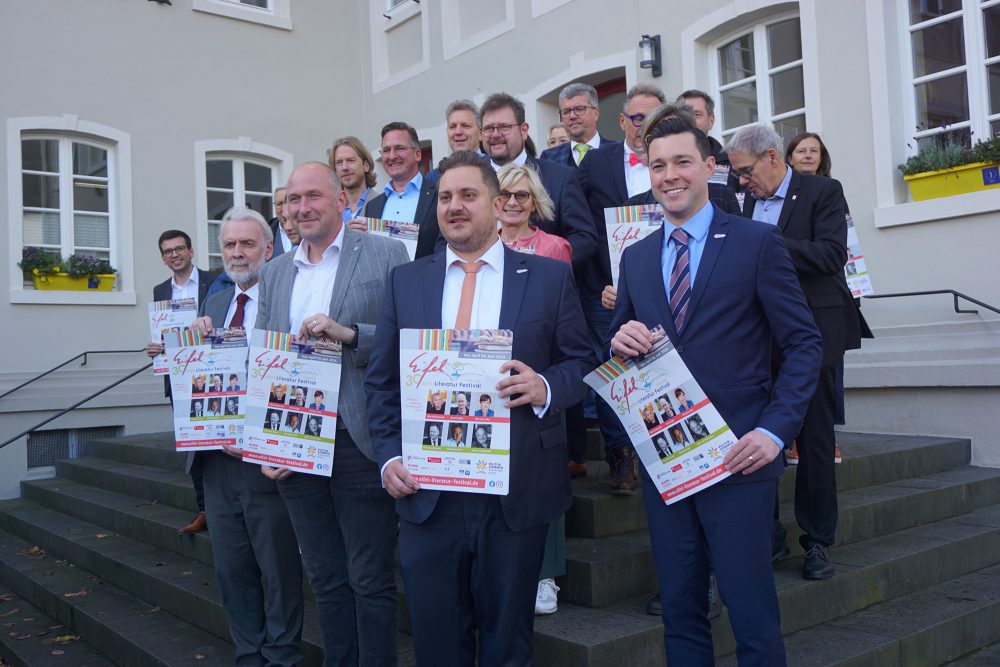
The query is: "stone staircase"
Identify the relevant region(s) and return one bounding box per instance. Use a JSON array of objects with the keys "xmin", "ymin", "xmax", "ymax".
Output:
[{"xmin": 0, "ymin": 431, "xmax": 999, "ymax": 665}]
